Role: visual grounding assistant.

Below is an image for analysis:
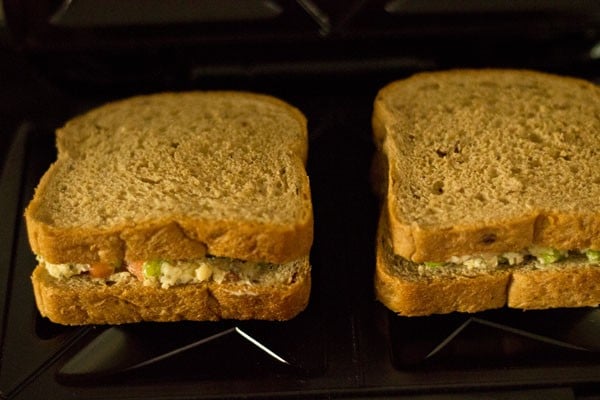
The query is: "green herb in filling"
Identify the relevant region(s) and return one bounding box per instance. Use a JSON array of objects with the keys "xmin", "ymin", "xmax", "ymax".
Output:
[
  {"xmin": 536, "ymin": 248, "xmax": 567, "ymax": 264},
  {"xmin": 586, "ymin": 250, "xmax": 600, "ymax": 264},
  {"xmin": 424, "ymin": 261, "xmax": 445, "ymax": 268},
  {"xmin": 143, "ymin": 260, "xmax": 163, "ymax": 278}
]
